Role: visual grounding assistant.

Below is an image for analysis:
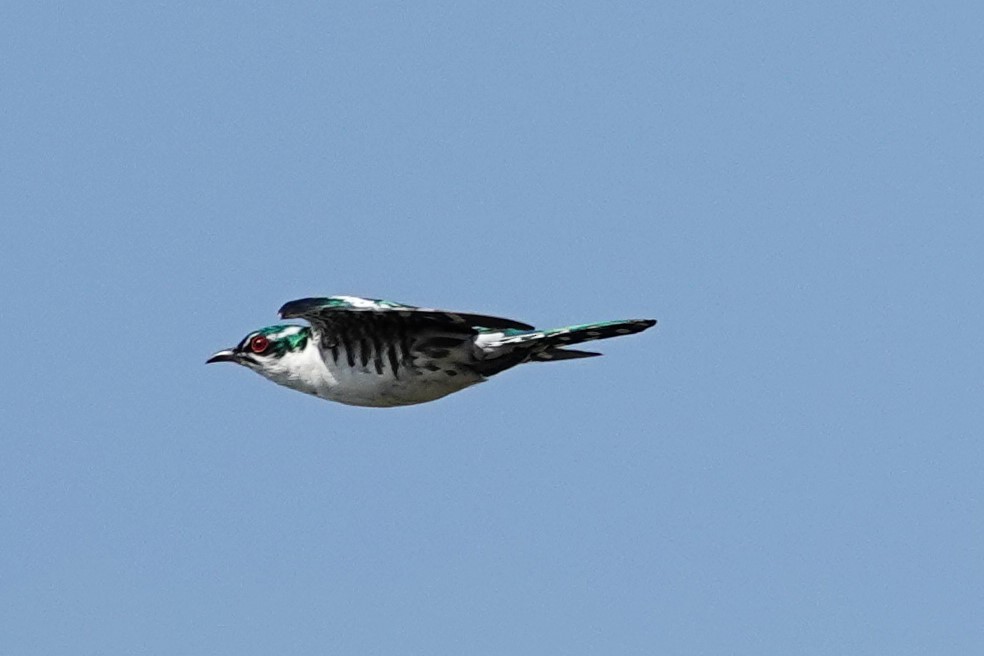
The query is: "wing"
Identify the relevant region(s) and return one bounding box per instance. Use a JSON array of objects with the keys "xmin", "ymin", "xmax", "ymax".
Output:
[
  {"xmin": 278, "ymin": 296, "xmax": 534, "ymax": 376},
  {"xmin": 279, "ymin": 296, "xmax": 534, "ymax": 332}
]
